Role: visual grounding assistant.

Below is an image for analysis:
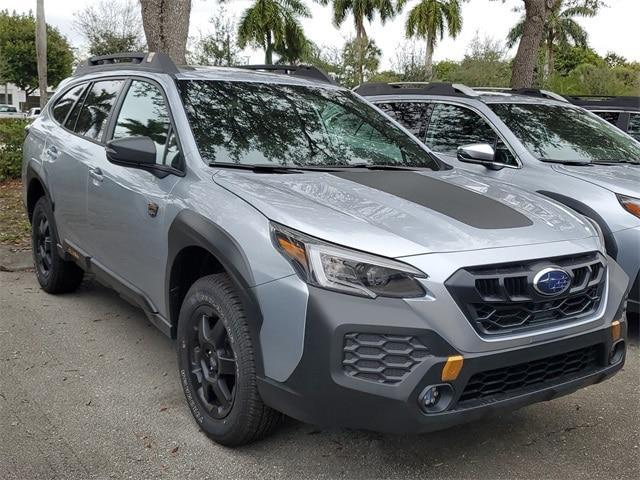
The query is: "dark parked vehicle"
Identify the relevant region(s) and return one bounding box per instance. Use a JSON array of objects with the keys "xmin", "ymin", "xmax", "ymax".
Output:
[{"xmin": 565, "ymin": 95, "xmax": 640, "ymax": 141}]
